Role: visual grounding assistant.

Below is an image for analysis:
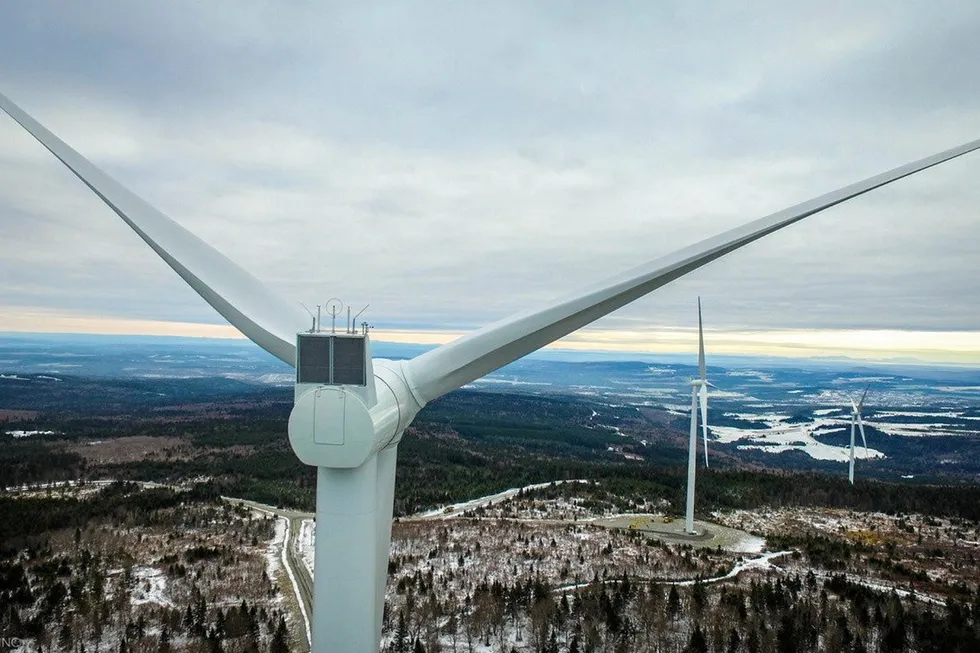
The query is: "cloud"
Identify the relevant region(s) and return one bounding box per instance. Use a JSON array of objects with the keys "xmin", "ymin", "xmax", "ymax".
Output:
[{"xmin": 1, "ymin": 1, "xmax": 979, "ymax": 355}]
